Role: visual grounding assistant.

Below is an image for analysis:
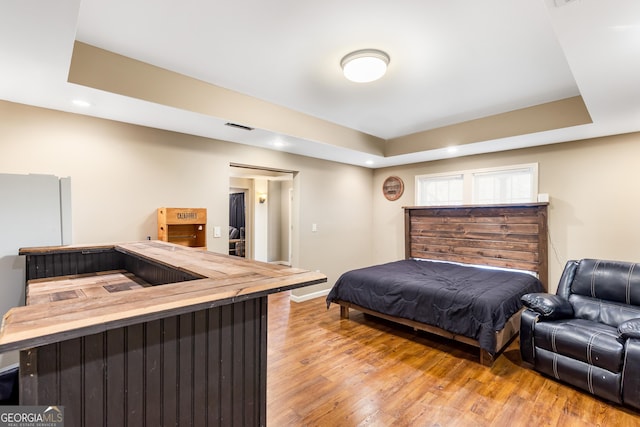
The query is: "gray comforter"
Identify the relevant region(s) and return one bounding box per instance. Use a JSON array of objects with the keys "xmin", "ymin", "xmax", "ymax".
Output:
[{"xmin": 326, "ymin": 259, "xmax": 544, "ymax": 353}]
